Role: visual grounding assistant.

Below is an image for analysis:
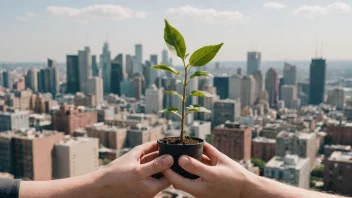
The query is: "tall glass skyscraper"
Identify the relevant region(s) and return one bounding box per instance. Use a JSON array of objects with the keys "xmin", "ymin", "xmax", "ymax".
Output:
[
  {"xmin": 247, "ymin": 52, "xmax": 261, "ymax": 75},
  {"xmin": 265, "ymin": 68, "xmax": 279, "ymax": 108},
  {"xmin": 100, "ymin": 42, "xmax": 111, "ymax": 94},
  {"xmin": 309, "ymin": 58, "xmax": 326, "ymax": 105}
]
